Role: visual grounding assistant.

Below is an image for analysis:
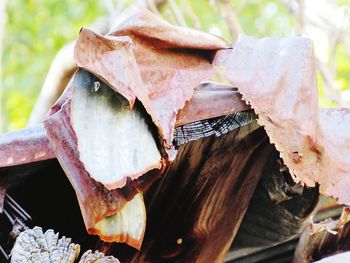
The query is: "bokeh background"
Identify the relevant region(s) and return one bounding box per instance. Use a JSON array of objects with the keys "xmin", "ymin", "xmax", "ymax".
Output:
[{"xmin": 0, "ymin": 0, "xmax": 349, "ymax": 132}]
